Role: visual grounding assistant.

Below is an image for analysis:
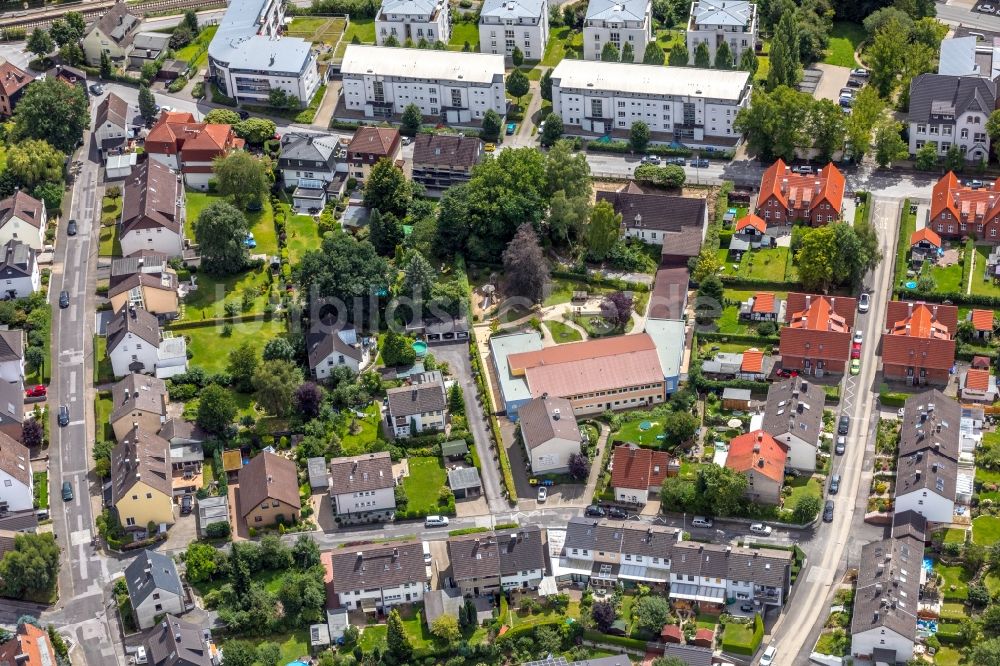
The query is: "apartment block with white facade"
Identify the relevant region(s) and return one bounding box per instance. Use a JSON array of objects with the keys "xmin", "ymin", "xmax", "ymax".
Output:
[
  {"xmin": 686, "ymin": 0, "xmax": 757, "ymax": 67},
  {"xmin": 328, "ymin": 452, "xmax": 396, "ymax": 518},
  {"xmin": 339, "ymin": 45, "xmax": 506, "ymax": 126},
  {"xmin": 550, "ymin": 60, "xmax": 751, "ymax": 148},
  {"xmin": 376, "ymin": 0, "xmax": 450, "ymax": 45},
  {"xmin": 479, "ymin": 0, "xmax": 549, "ymax": 61},
  {"xmin": 907, "ymin": 73, "xmax": 996, "ymax": 163},
  {"xmin": 582, "ymin": 0, "xmax": 651, "ymax": 61},
  {"xmin": 208, "ymin": 0, "xmax": 321, "ymax": 104},
  {"xmin": 327, "ymin": 541, "xmax": 428, "ymax": 611}
]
